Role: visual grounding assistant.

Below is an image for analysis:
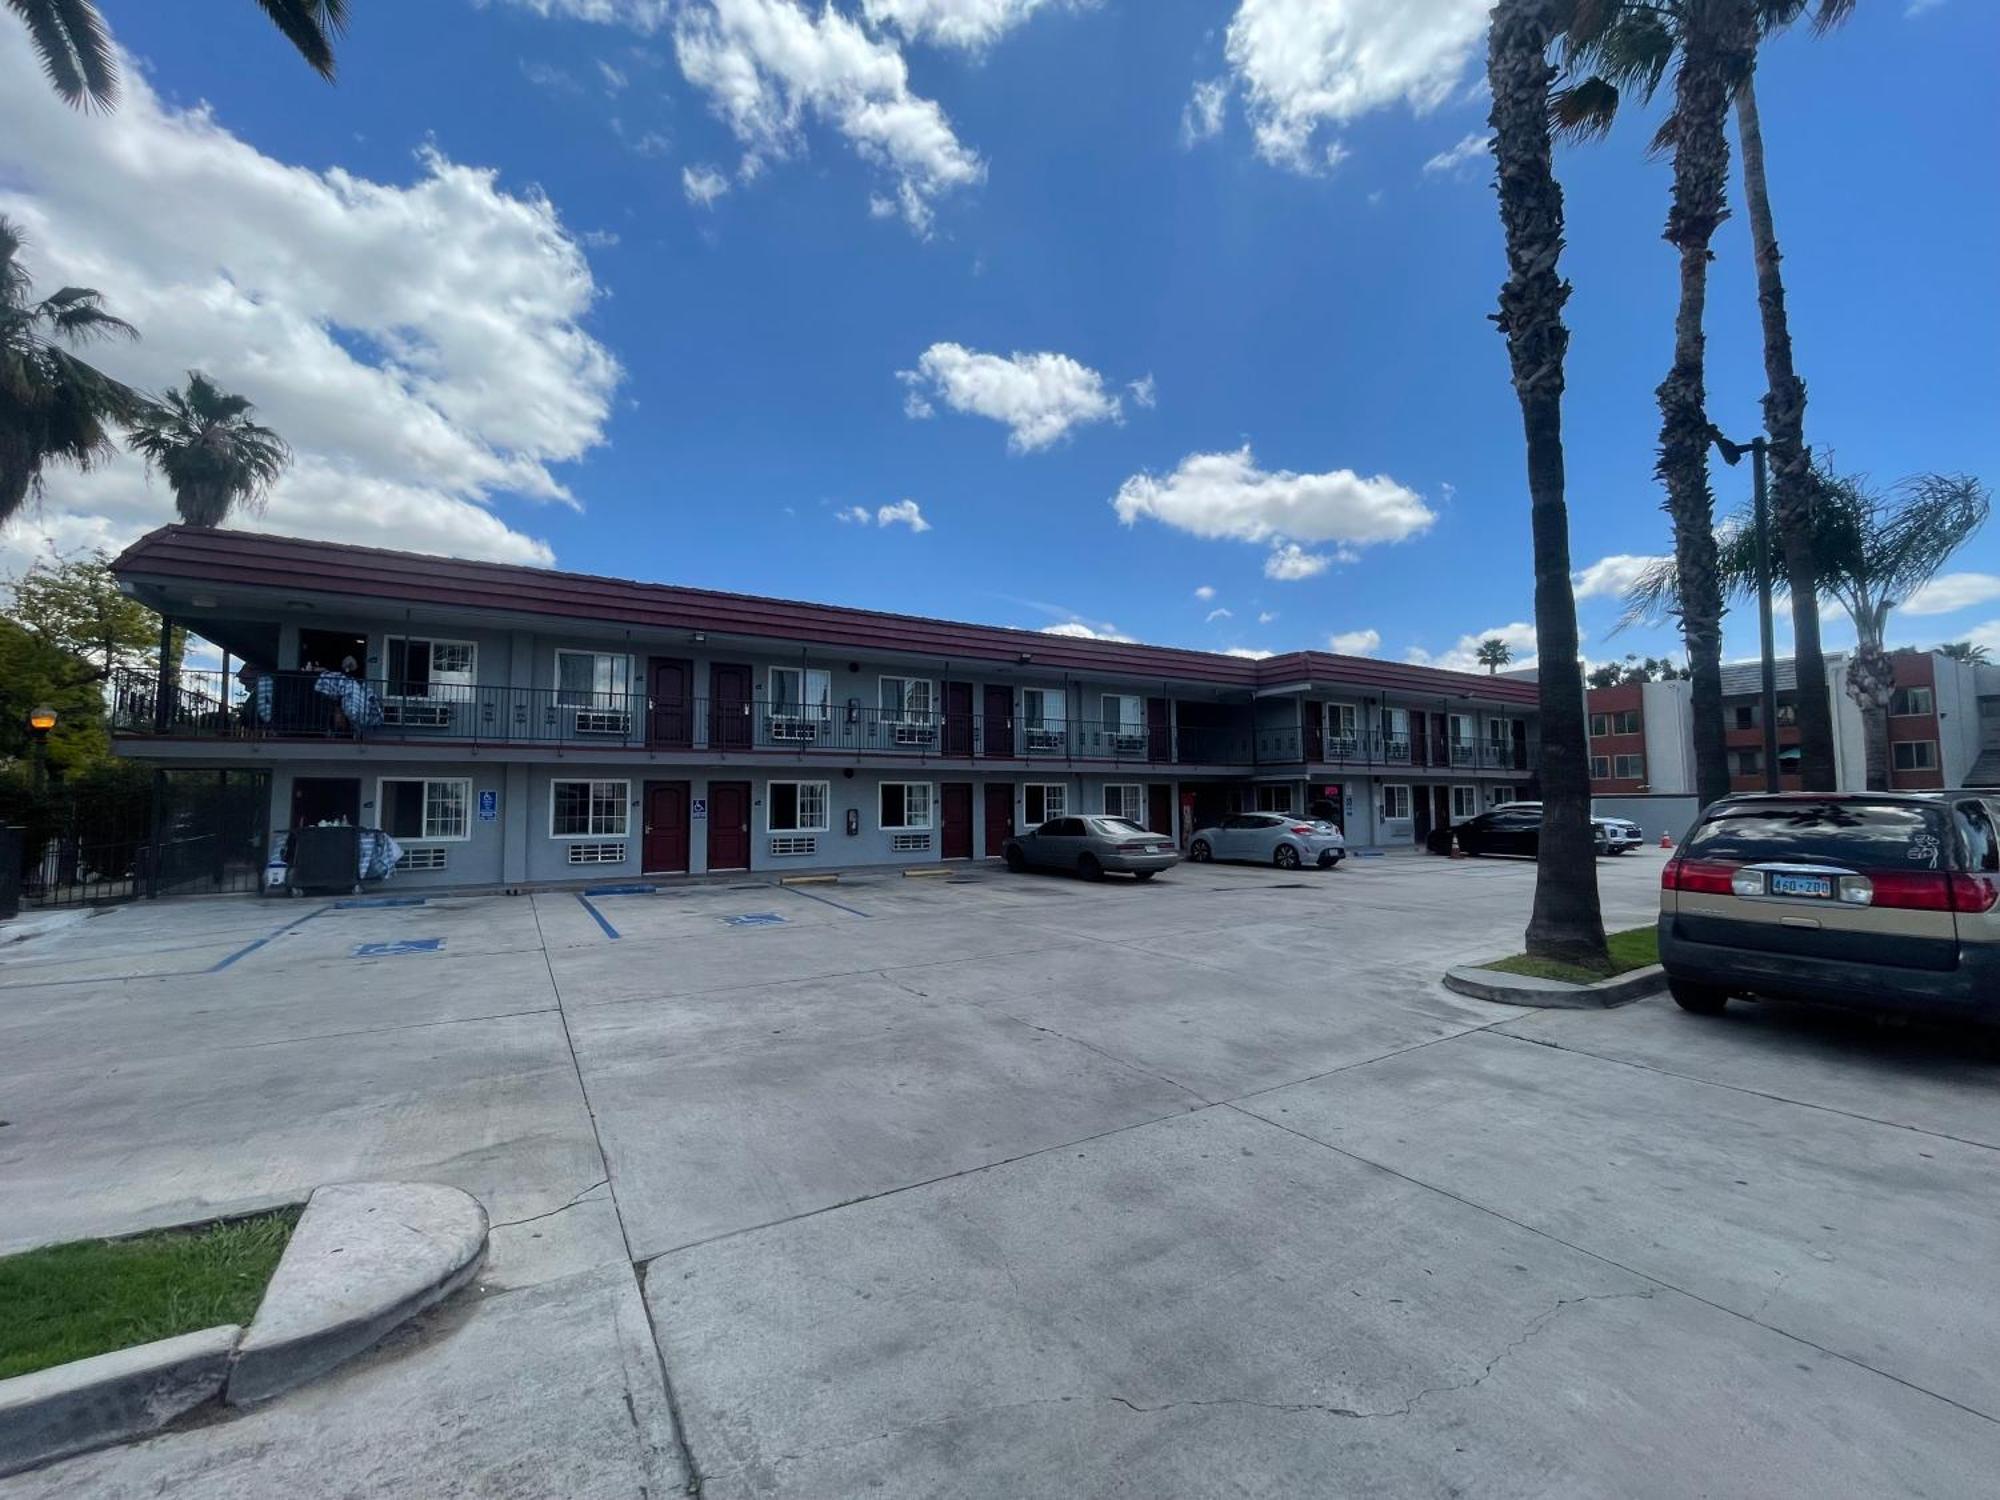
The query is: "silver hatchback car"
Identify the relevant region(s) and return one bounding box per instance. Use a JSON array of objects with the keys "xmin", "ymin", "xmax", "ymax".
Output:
[{"xmin": 1189, "ymin": 813, "xmax": 1347, "ymax": 870}]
